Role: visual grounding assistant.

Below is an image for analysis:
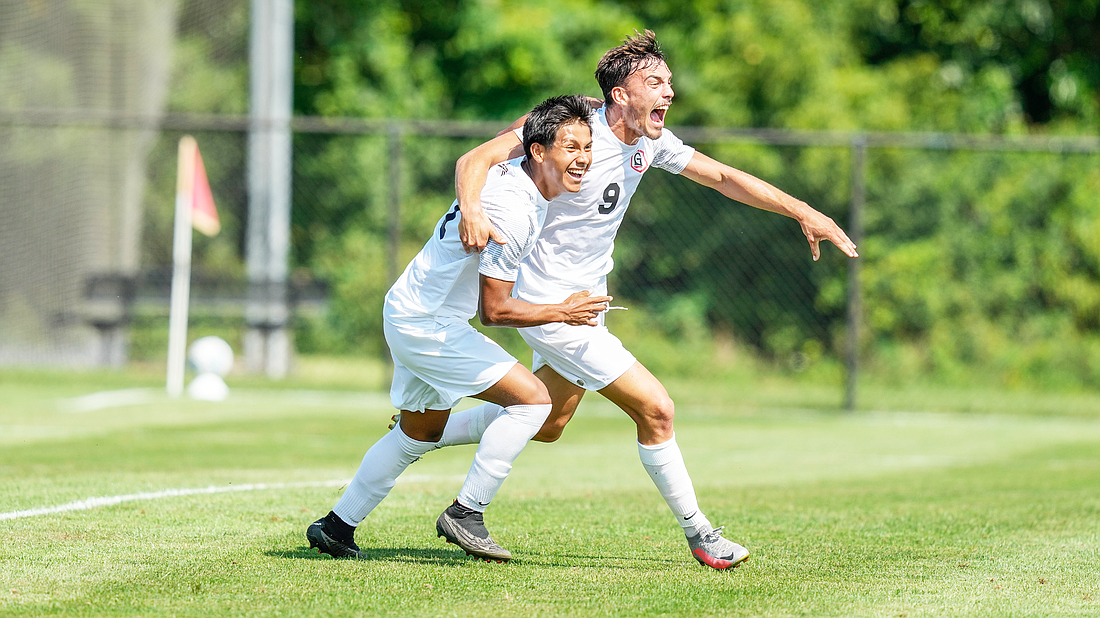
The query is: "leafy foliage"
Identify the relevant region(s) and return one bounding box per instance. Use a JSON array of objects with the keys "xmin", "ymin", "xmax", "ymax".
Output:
[{"xmin": 167, "ymin": 0, "xmax": 1100, "ymax": 388}]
